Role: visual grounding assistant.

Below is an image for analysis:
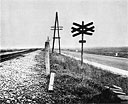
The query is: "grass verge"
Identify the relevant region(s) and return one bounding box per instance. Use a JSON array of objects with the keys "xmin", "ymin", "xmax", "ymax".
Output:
[{"xmin": 50, "ymin": 52, "xmax": 128, "ymax": 104}]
